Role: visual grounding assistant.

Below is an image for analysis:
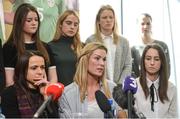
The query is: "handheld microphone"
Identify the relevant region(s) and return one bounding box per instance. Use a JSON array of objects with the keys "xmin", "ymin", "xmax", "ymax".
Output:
[
  {"xmin": 95, "ymin": 90, "xmax": 114, "ymax": 118},
  {"xmin": 33, "ymin": 83, "xmax": 64, "ymax": 118},
  {"xmin": 122, "ymin": 76, "xmax": 137, "ymax": 118}
]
